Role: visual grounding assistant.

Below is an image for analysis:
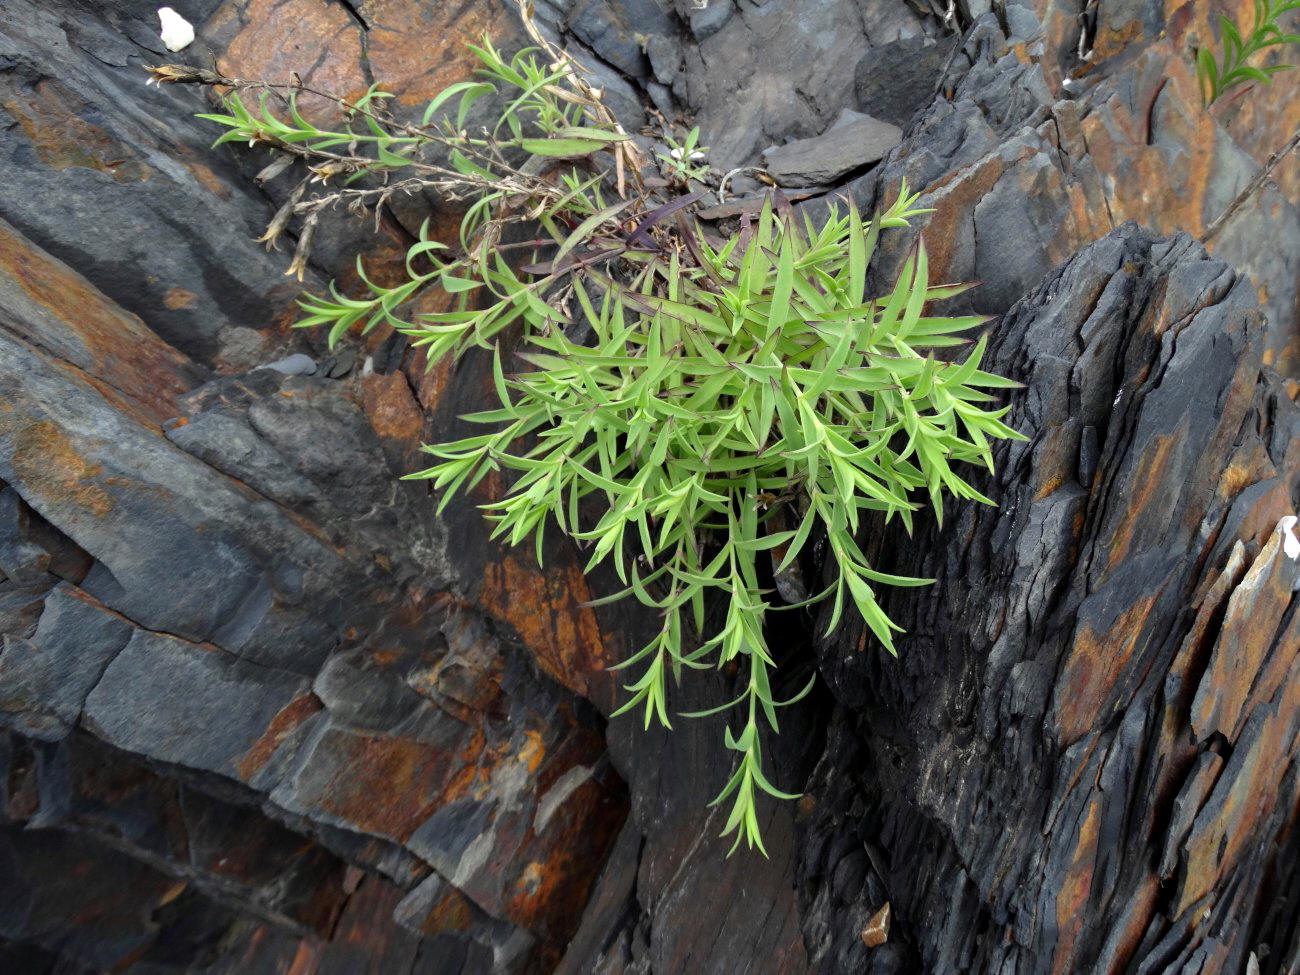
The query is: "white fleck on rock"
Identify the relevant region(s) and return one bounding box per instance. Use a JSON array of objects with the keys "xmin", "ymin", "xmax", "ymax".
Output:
[
  {"xmin": 256, "ymin": 353, "xmax": 316, "ymax": 376},
  {"xmin": 158, "ymin": 7, "xmax": 195, "ymax": 53},
  {"xmin": 1279, "ymin": 514, "xmax": 1300, "ymax": 560}
]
